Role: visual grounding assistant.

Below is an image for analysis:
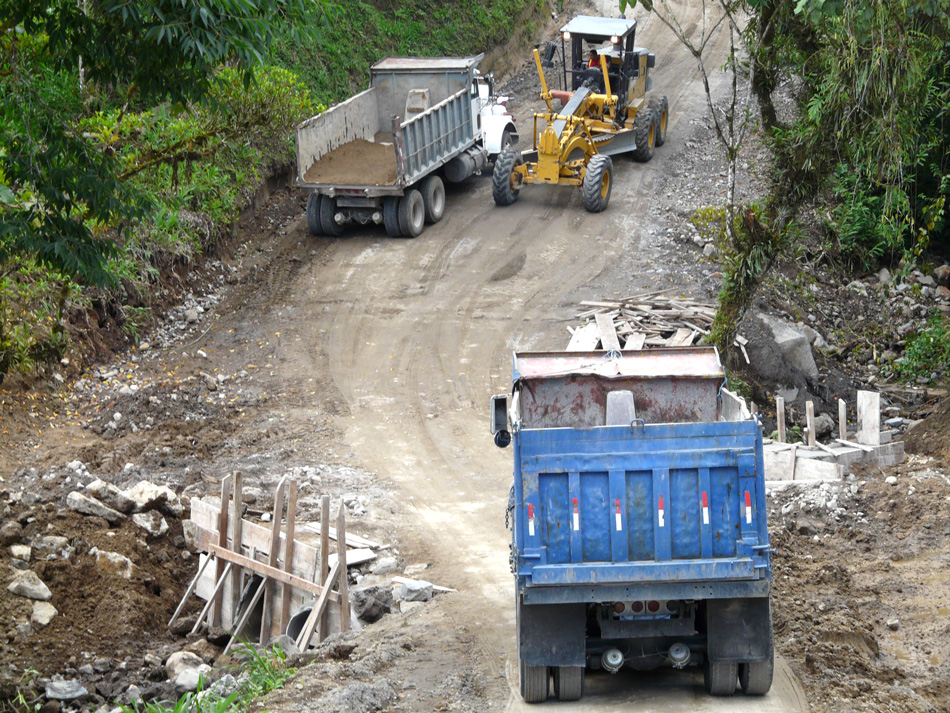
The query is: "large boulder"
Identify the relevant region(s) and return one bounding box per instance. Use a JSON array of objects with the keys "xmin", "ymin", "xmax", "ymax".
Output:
[
  {"xmin": 86, "ymin": 480, "xmax": 136, "ymax": 514},
  {"xmin": 66, "ymin": 491, "xmax": 125, "ymax": 524},
  {"xmin": 127, "ymin": 481, "xmax": 183, "ymax": 517},
  {"xmin": 757, "ymin": 314, "xmax": 819, "ymax": 380}
]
